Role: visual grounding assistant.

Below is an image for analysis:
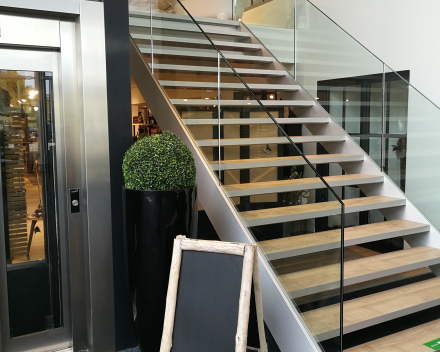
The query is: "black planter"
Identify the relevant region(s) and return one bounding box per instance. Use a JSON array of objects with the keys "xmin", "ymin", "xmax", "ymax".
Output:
[{"xmin": 123, "ymin": 186, "xmax": 198, "ymax": 352}]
